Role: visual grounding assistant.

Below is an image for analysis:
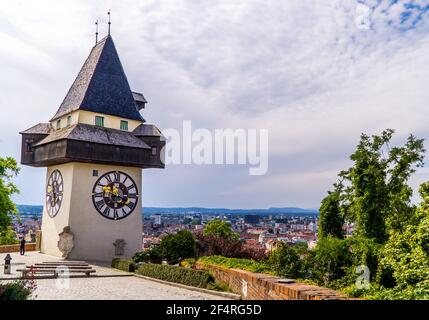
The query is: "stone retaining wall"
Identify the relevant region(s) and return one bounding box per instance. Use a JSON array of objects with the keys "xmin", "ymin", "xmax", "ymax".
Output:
[
  {"xmin": 0, "ymin": 243, "xmax": 37, "ymax": 253},
  {"xmin": 196, "ymin": 262, "xmax": 346, "ymax": 300}
]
